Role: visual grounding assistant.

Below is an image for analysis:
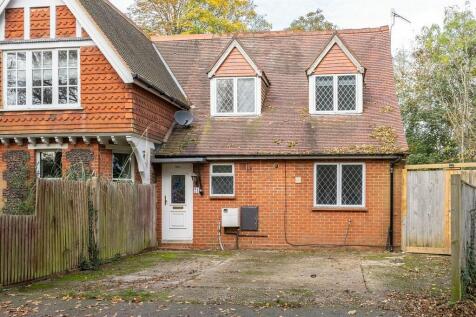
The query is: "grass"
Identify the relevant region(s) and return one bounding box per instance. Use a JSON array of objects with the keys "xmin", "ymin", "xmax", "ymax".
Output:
[{"xmin": 9, "ymin": 250, "xmax": 232, "ymax": 294}]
